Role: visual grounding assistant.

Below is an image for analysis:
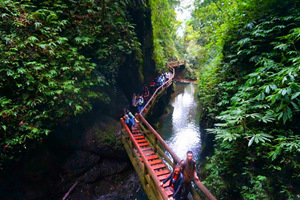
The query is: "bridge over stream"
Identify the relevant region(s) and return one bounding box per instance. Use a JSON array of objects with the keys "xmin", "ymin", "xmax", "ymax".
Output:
[{"xmin": 120, "ymin": 60, "xmax": 216, "ymax": 200}]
